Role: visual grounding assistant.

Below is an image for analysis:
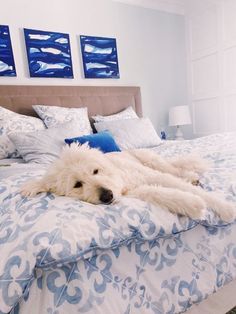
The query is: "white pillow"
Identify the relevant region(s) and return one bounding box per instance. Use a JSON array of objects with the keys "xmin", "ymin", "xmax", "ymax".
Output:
[
  {"xmin": 94, "ymin": 118, "xmax": 161, "ymax": 150},
  {"xmin": 33, "ymin": 105, "xmax": 92, "ymax": 133},
  {"xmin": 92, "ymin": 106, "xmax": 138, "ymax": 123},
  {"xmin": 0, "ymin": 106, "xmax": 46, "ymax": 159},
  {"xmin": 9, "ymin": 121, "xmax": 89, "ymax": 164}
]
